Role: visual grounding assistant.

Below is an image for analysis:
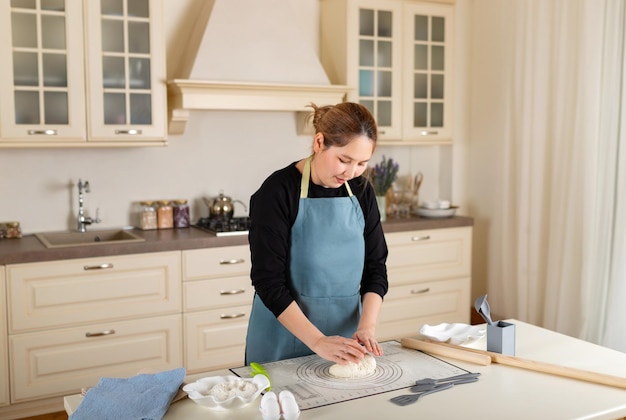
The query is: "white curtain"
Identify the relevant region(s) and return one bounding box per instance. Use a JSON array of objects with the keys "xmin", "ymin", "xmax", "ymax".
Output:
[
  {"xmin": 466, "ymin": 0, "xmax": 626, "ymax": 349},
  {"xmin": 582, "ymin": 1, "xmax": 626, "ymax": 351}
]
